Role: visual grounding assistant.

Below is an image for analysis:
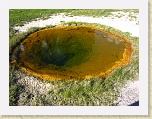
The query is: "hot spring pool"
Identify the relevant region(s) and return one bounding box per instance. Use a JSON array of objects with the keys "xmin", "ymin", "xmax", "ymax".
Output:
[{"xmin": 11, "ymin": 26, "xmax": 134, "ymax": 80}]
